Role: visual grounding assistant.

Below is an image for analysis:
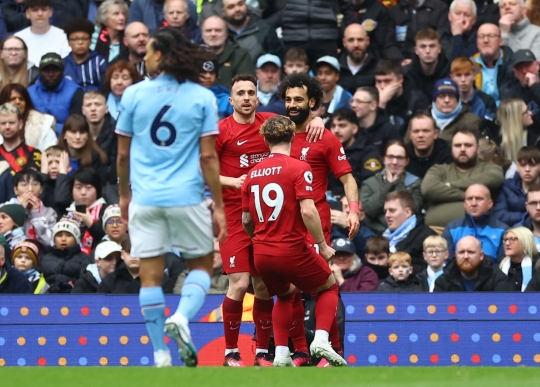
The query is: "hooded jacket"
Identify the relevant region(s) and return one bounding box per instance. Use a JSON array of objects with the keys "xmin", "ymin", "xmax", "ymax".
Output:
[
  {"xmin": 434, "ymin": 259, "xmax": 512, "ymax": 292},
  {"xmin": 382, "ymin": 85, "xmax": 430, "ymax": 136},
  {"xmin": 394, "ymin": 221, "xmax": 438, "ymax": 274},
  {"xmin": 377, "ymin": 275, "xmax": 422, "ymax": 293},
  {"xmin": 338, "ymin": 50, "xmax": 378, "ymax": 95},
  {"xmin": 215, "ymin": 41, "xmax": 255, "ymax": 87},
  {"xmin": 40, "ymin": 244, "xmax": 92, "ymax": 293},
  {"xmin": 404, "ymin": 53, "xmax": 451, "ymax": 103},
  {"xmin": 0, "ymin": 261, "xmax": 32, "ymax": 294},
  {"xmin": 493, "ymin": 173, "xmax": 527, "ymax": 227},
  {"xmin": 97, "ymin": 261, "xmax": 174, "ymax": 294},
  {"xmin": 357, "ymin": 112, "xmax": 401, "ymax": 155},
  {"xmin": 338, "ymin": 259, "xmax": 379, "ymax": 292},
  {"xmin": 405, "ymin": 138, "xmax": 452, "ymax": 179}
]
